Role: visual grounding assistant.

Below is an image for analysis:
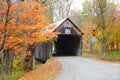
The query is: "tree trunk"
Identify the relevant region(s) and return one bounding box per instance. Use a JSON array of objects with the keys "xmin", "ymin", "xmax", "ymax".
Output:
[
  {"xmin": 1, "ymin": 51, "xmax": 5, "ymax": 80},
  {"xmin": 66, "ymin": 0, "xmax": 73, "ymax": 16},
  {"xmin": 10, "ymin": 53, "xmax": 14, "ymax": 74},
  {"xmin": 101, "ymin": 37, "xmax": 106, "ymax": 55},
  {"xmin": 111, "ymin": 41, "xmax": 114, "ymax": 50},
  {"xmin": 106, "ymin": 44, "xmax": 109, "ymax": 51},
  {"xmin": 116, "ymin": 41, "xmax": 119, "ymax": 50},
  {"xmin": 5, "ymin": 51, "xmax": 12, "ymax": 75}
]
